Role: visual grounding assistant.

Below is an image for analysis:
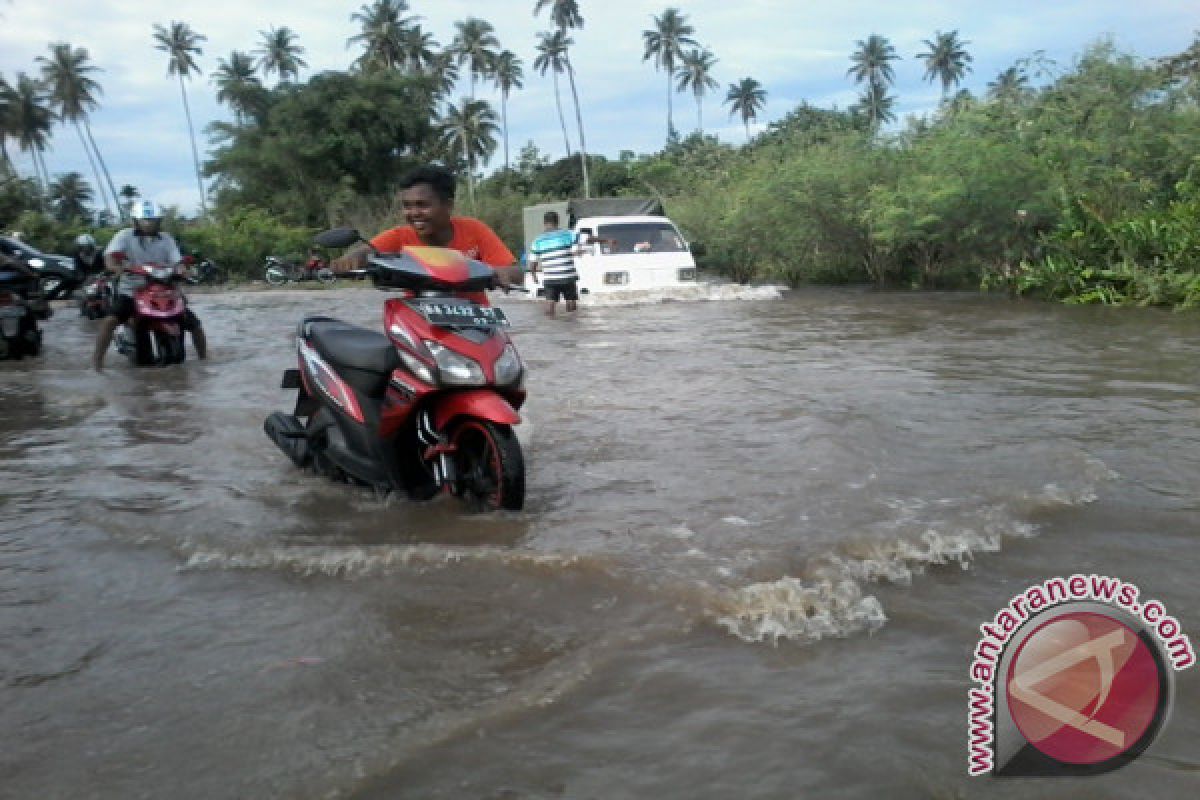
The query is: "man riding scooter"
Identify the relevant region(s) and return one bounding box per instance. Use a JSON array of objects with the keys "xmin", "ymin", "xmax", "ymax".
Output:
[{"xmin": 92, "ymin": 200, "xmax": 207, "ymax": 370}]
